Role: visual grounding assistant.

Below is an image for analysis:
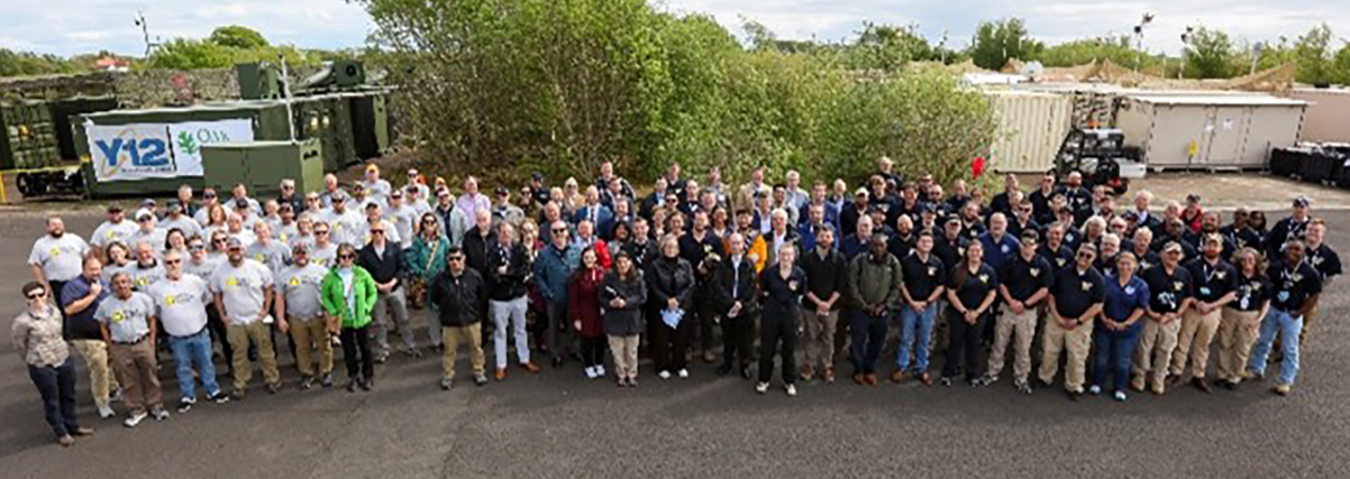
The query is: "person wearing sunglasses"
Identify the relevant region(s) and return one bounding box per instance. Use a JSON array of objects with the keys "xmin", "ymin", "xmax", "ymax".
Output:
[
  {"xmin": 534, "ymin": 221, "xmax": 581, "ymax": 368},
  {"xmin": 357, "ymin": 221, "xmax": 416, "ymax": 361},
  {"xmin": 409, "ymin": 213, "xmax": 451, "ymax": 352},
  {"xmin": 160, "ymin": 199, "xmax": 203, "ymax": 242},
  {"xmin": 321, "ymin": 243, "xmax": 379, "ymax": 392},
  {"xmin": 185, "ymin": 236, "xmax": 232, "ymax": 375},
  {"xmin": 209, "ymin": 237, "xmax": 281, "ymax": 398},
  {"xmin": 430, "ymin": 247, "xmax": 490, "ymax": 389},
  {"xmin": 1134, "ymin": 241, "xmax": 1194, "ymax": 395},
  {"xmin": 276, "ymin": 179, "xmax": 304, "ymax": 214},
  {"xmin": 276, "ymin": 244, "xmax": 335, "ymax": 390},
  {"xmin": 15, "ymin": 281, "xmax": 95, "ymax": 446},
  {"xmin": 1039, "ymin": 243, "xmax": 1105, "ymax": 401},
  {"xmin": 193, "ymin": 188, "xmax": 220, "ymax": 225},
  {"xmin": 91, "ymin": 205, "xmax": 137, "ymax": 262},
  {"xmin": 308, "ymin": 221, "xmax": 339, "ymax": 268},
  {"xmin": 95, "ymin": 273, "xmax": 168, "ymax": 427},
  {"xmin": 149, "ymin": 250, "xmax": 228, "ymax": 412}
]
